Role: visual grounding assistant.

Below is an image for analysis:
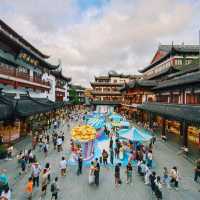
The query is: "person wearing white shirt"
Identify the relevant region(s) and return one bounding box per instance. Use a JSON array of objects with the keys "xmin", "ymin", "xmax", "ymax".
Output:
[
  {"xmin": 1, "ymin": 187, "xmax": 11, "ymax": 200},
  {"xmin": 57, "ymin": 137, "xmax": 63, "ymax": 152},
  {"xmin": 59, "ymin": 157, "xmax": 67, "ymax": 176}
]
